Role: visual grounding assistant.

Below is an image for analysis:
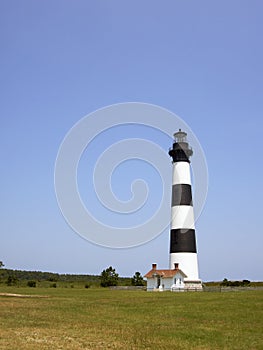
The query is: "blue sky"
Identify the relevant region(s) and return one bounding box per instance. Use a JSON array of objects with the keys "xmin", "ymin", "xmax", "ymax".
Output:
[{"xmin": 1, "ymin": 1, "xmax": 263, "ymax": 281}]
